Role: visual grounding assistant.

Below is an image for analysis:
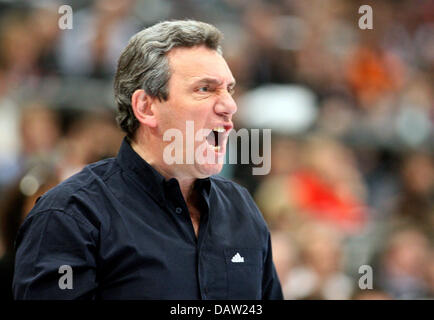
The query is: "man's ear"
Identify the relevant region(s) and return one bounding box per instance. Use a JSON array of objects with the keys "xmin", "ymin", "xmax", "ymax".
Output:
[{"xmin": 131, "ymin": 89, "xmax": 157, "ymax": 128}]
